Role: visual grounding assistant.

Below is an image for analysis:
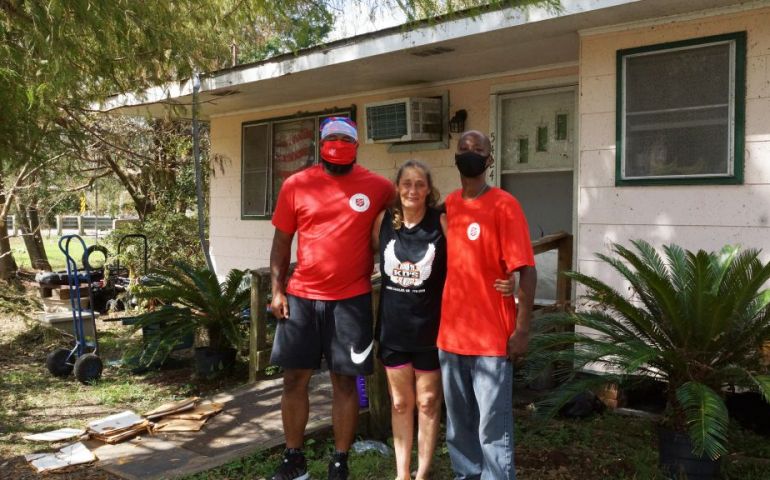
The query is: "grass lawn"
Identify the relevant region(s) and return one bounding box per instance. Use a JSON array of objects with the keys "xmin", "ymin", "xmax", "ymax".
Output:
[
  {"xmin": 0, "ymin": 311, "xmax": 249, "ymax": 464},
  {"xmin": 9, "ymin": 234, "xmax": 97, "ymax": 271},
  {"xmin": 1, "ymin": 301, "xmax": 768, "ymax": 479},
  {"xmin": 182, "ymin": 407, "xmax": 770, "ymax": 480}
]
